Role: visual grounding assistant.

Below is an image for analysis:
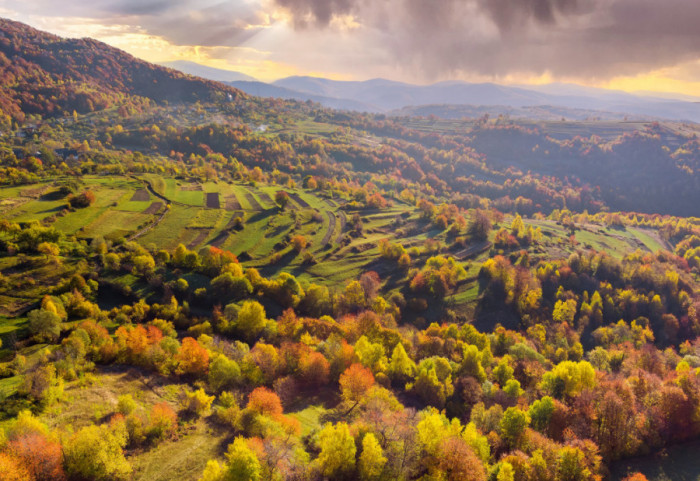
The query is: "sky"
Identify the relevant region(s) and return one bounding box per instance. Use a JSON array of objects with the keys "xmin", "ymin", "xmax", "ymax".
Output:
[{"xmin": 3, "ymin": 0, "xmax": 700, "ymax": 97}]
